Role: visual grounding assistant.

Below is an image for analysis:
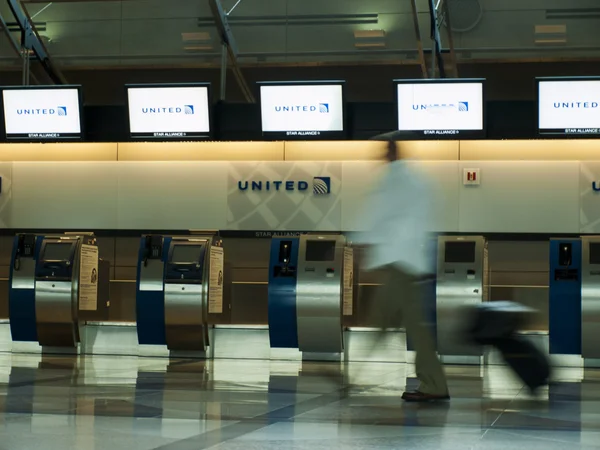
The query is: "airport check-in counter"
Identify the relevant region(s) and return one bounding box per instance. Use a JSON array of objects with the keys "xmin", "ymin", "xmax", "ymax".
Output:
[
  {"xmin": 268, "ymin": 234, "xmax": 353, "ymax": 356},
  {"xmin": 8, "ymin": 232, "xmax": 106, "ymax": 348},
  {"xmin": 136, "ymin": 234, "xmax": 224, "ymax": 354},
  {"xmin": 436, "ymin": 236, "xmax": 487, "ymax": 362}
]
